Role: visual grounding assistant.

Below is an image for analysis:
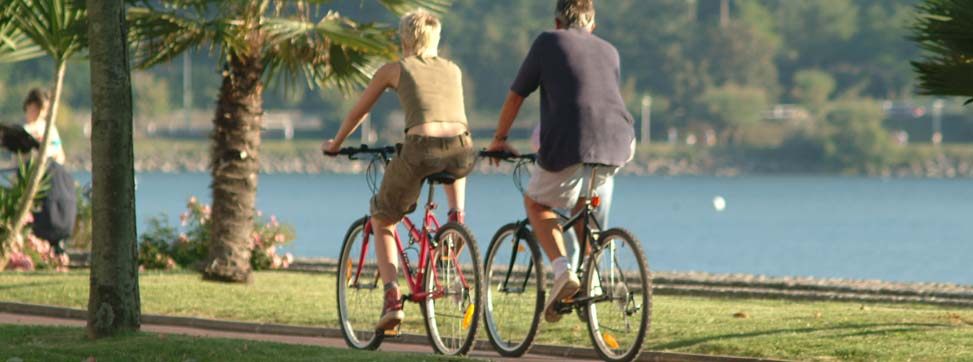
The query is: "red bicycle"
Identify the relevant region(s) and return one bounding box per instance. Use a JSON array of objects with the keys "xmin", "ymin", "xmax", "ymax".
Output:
[{"xmin": 330, "ymin": 145, "xmax": 482, "ymax": 356}]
